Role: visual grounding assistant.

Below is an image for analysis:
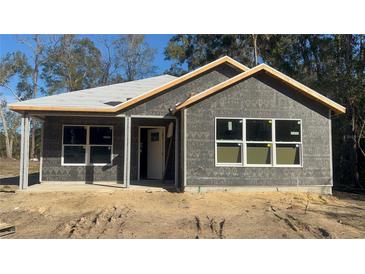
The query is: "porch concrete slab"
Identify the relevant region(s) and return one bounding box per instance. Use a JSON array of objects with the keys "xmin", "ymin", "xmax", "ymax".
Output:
[
  {"xmin": 23, "ymin": 183, "xmax": 120, "ymax": 193},
  {"xmin": 22, "ymin": 183, "xmax": 174, "ymax": 193}
]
